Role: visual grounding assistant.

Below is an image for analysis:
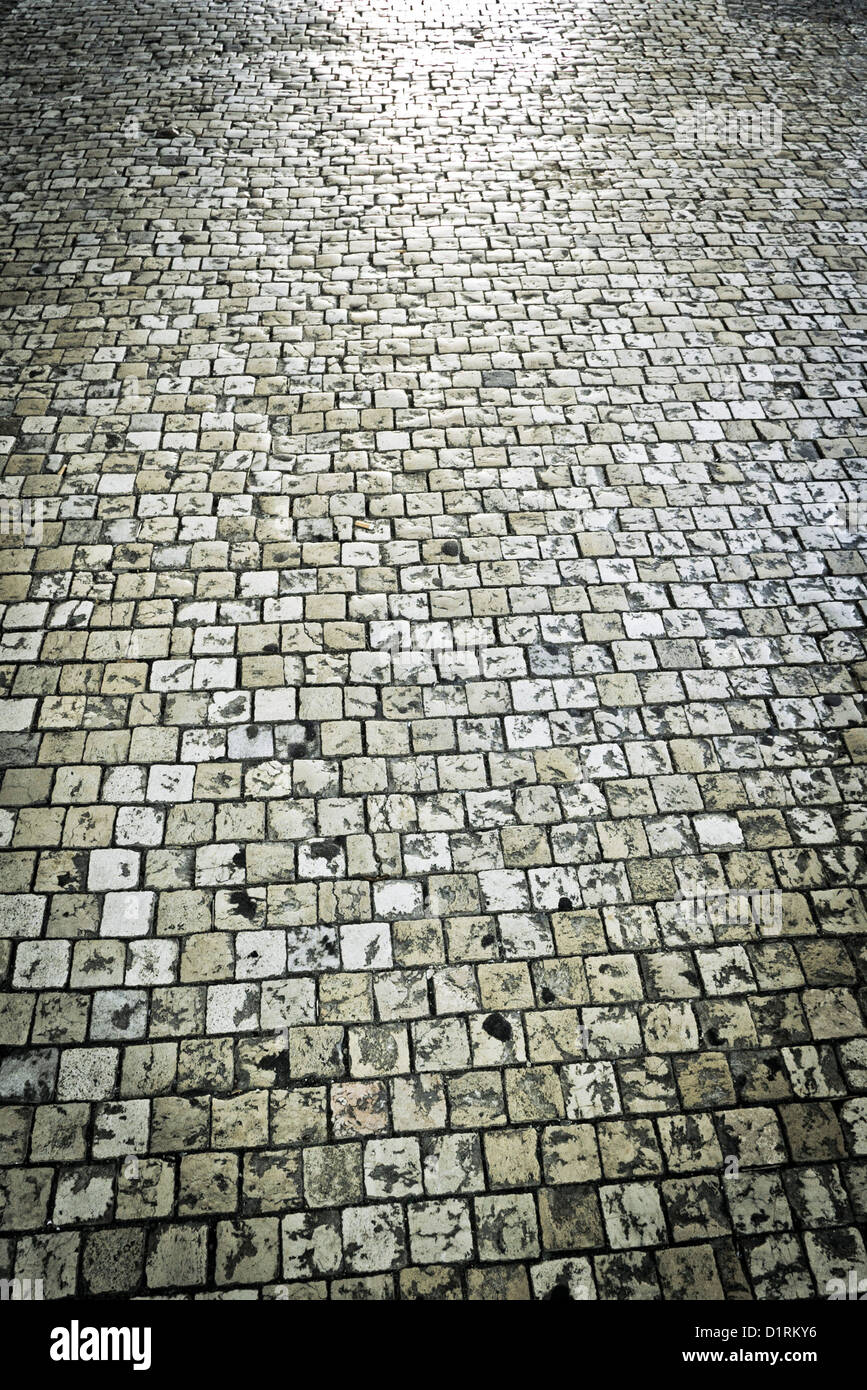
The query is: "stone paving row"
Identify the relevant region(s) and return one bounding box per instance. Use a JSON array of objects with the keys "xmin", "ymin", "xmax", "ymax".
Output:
[{"xmin": 1, "ymin": 0, "xmax": 866, "ymax": 1300}]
